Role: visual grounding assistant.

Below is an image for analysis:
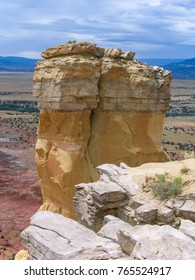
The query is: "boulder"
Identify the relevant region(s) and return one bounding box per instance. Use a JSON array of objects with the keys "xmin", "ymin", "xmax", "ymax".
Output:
[
  {"xmin": 14, "ymin": 250, "xmax": 29, "ymax": 260},
  {"xmin": 117, "ymin": 224, "xmax": 195, "ymax": 259},
  {"xmin": 157, "ymin": 207, "xmax": 175, "ymax": 224},
  {"xmin": 179, "ymin": 200, "xmax": 195, "ymax": 221},
  {"xmin": 74, "ymin": 181, "xmax": 128, "ymax": 231},
  {"xmin": 179, "ymin": 220, "xmax": 195, "ymax": 241},
  {"xmin": 98, "ymin": 215, "xmax": 133, "ymax": 242},
  {"xmin": 20, "ymin": 211, "xmax": 124, "ymax": 260},
  {"xmin": 116, "ymin": 206, "xmax": 136, "ymax": 225},
  {"xmin": 91, "ymin": 182, "xmax": 127, "ymax": 206},
  {"xmin": 135, "ymin": 202, "xmax": 157, "ymax": 223}
]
